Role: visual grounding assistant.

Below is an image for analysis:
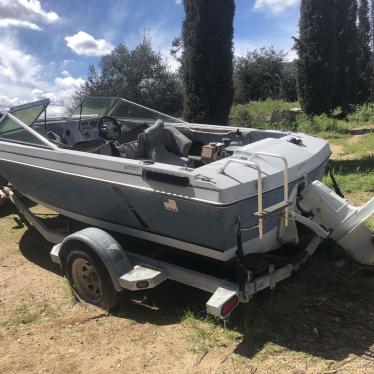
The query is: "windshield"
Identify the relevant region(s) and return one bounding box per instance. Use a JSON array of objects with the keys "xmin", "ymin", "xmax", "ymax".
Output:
[
  {"xmin": 112, "ymin": 100, "xmax": 184, "ymax": 124},
  {"xmin": 70, "ymin": 97, "xmax": 120, "ymax": 119},
  {"xmin": 70, "ymin": 97, "xmax": 185, "ymax": 124},
  {"xmin": 9, "ymin": 99, "xmax": 50, "ymax": 127}
]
